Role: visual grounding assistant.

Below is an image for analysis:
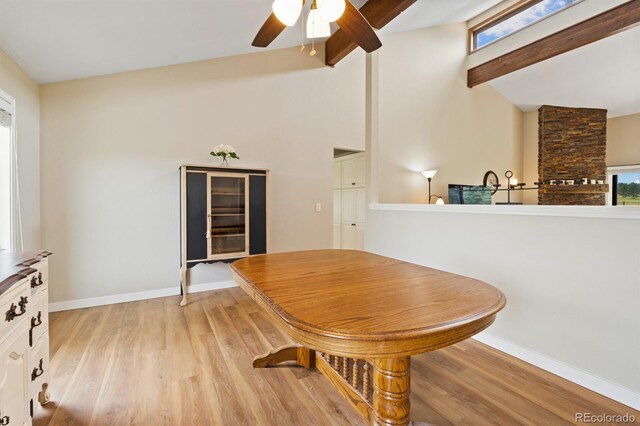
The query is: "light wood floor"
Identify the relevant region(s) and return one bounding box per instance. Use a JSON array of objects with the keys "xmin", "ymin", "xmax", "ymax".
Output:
[{"xmin": 34, "ymin": 288, "xmax": 638, "ymax": 425}]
